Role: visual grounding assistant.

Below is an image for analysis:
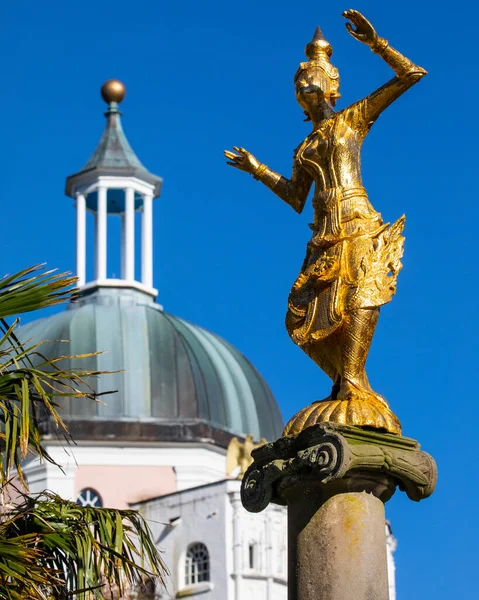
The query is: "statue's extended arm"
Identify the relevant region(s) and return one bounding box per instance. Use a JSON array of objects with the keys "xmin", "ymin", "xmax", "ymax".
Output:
[
  {"xmin": 224, "ymin": 147, "xmax": 313, "ymax": 214},
  {"xmin": 364, "ymin": 39, "xmax": 426, "ymax": 123},
  {"xmin": 252, "ymin": 162, "xmax": 313, "ymax": 214},
  {"xmin": 343, "ymin": 10, "xmax": 426, "ymax": 125}
]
